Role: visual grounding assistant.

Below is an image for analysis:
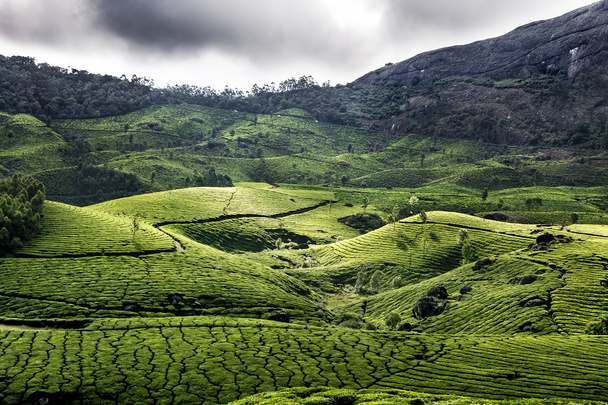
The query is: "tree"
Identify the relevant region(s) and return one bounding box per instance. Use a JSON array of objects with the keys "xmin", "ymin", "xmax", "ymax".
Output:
[
  {"xmin": 586, "ymin": 312, "xmax": 608, "ymax": 335},
  {"xmin": 571, "ymin": 212, "xmax": 579, "ymax": 224},
  {"xmin": 355, "ymin": 269, "xmax": 367, "ymax": 294},
  {"xmin": 253, "ymin": 159, "xmax": 275, "ymax": 184},
  {"xmin": 362, "ymin": 197, "xmax": 369, "ymax": 213},
  {"xmin": 0, "ymin": 174, "xmax": 45, "ymax": 255},
  {"xmin": 390, "ymin": 275, "xmax": 403, "ymax": 289},
  {"xmin": 388, "ymin": 205, "xmax": 400, "ymax": 229},
  {"xmin": 392, "ymin": 205, "xmax": 401, "ymax": 223},
  {"xmin": 419, "ymin": 210, "xmax": 427, "ymax": 223},
  {"xmin": 384, "ymin": 312, "xmax": 402, "ymax": 330},
  {"xmin": 340, "ymin": 175, "xmax": 348, "ymax": 187},
  {"xmin": 481, "ymin": 188, "xmax": 488, "ymax": 201},
  {"xmin": 457, "ymin": 229, "xmax": 474, "ymax": 264},
  {"xmin": 368, "ymin": 270, "xmax": 383, "ymax": 294},
  {"xmin": 132, "ymin": 214, "xmax": 140, "ymax": 242},
  {"xmin": 409, "ymin": 195, "xmax": 420, "ymax": 215}
]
